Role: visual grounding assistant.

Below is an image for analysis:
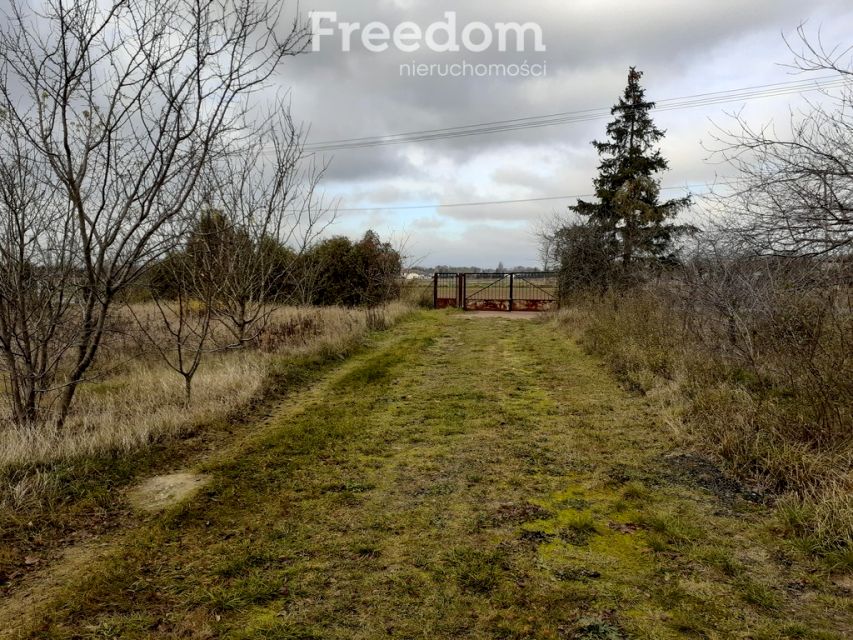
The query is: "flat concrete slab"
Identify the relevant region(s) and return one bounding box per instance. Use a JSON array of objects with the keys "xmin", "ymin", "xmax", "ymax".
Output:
[{"xmin": 127, "ymin": 472, "xmax": 210, "ymax": 512}]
